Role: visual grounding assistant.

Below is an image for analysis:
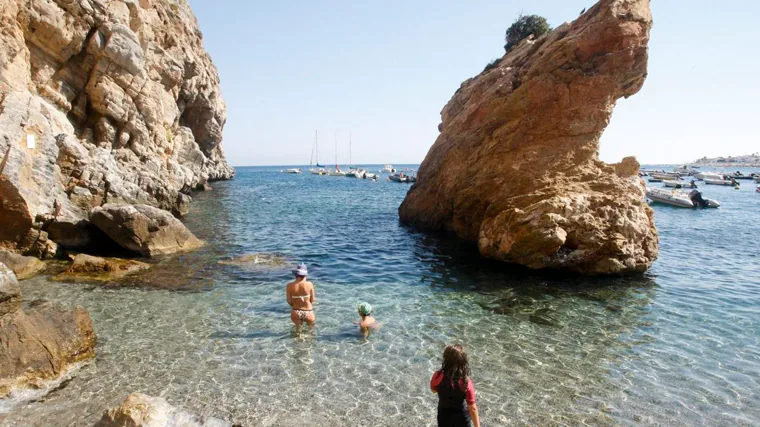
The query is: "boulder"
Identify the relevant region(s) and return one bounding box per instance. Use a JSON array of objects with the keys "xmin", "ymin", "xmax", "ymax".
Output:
[
  {"xmin": 0, "ymin": 263, "xmax": 21, "ymax": 317},
  {"xmin": 0, "ymin": 0, "xmax": 234, "ymax": 253},
  {"xmin": 0, "ymin": 300, "xmax": 97, "ymax": 397},
  {"xmin": 398, "ymin": 0, "xmax": 658, "ymax": 275},
  {"xmin": 0, "ymin": 250, "xmax": 46, "ymax": 280},
  {"xmin": 90, "ymin": 204, "xmax": 203, "ymax": 257},
  {"xmin": 55, "ymin": 254, "xmax": 150, "ymax": 282},
  {"xmin": 95, "ymin": 393, "xmax": 231, "ymax": 427}
]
